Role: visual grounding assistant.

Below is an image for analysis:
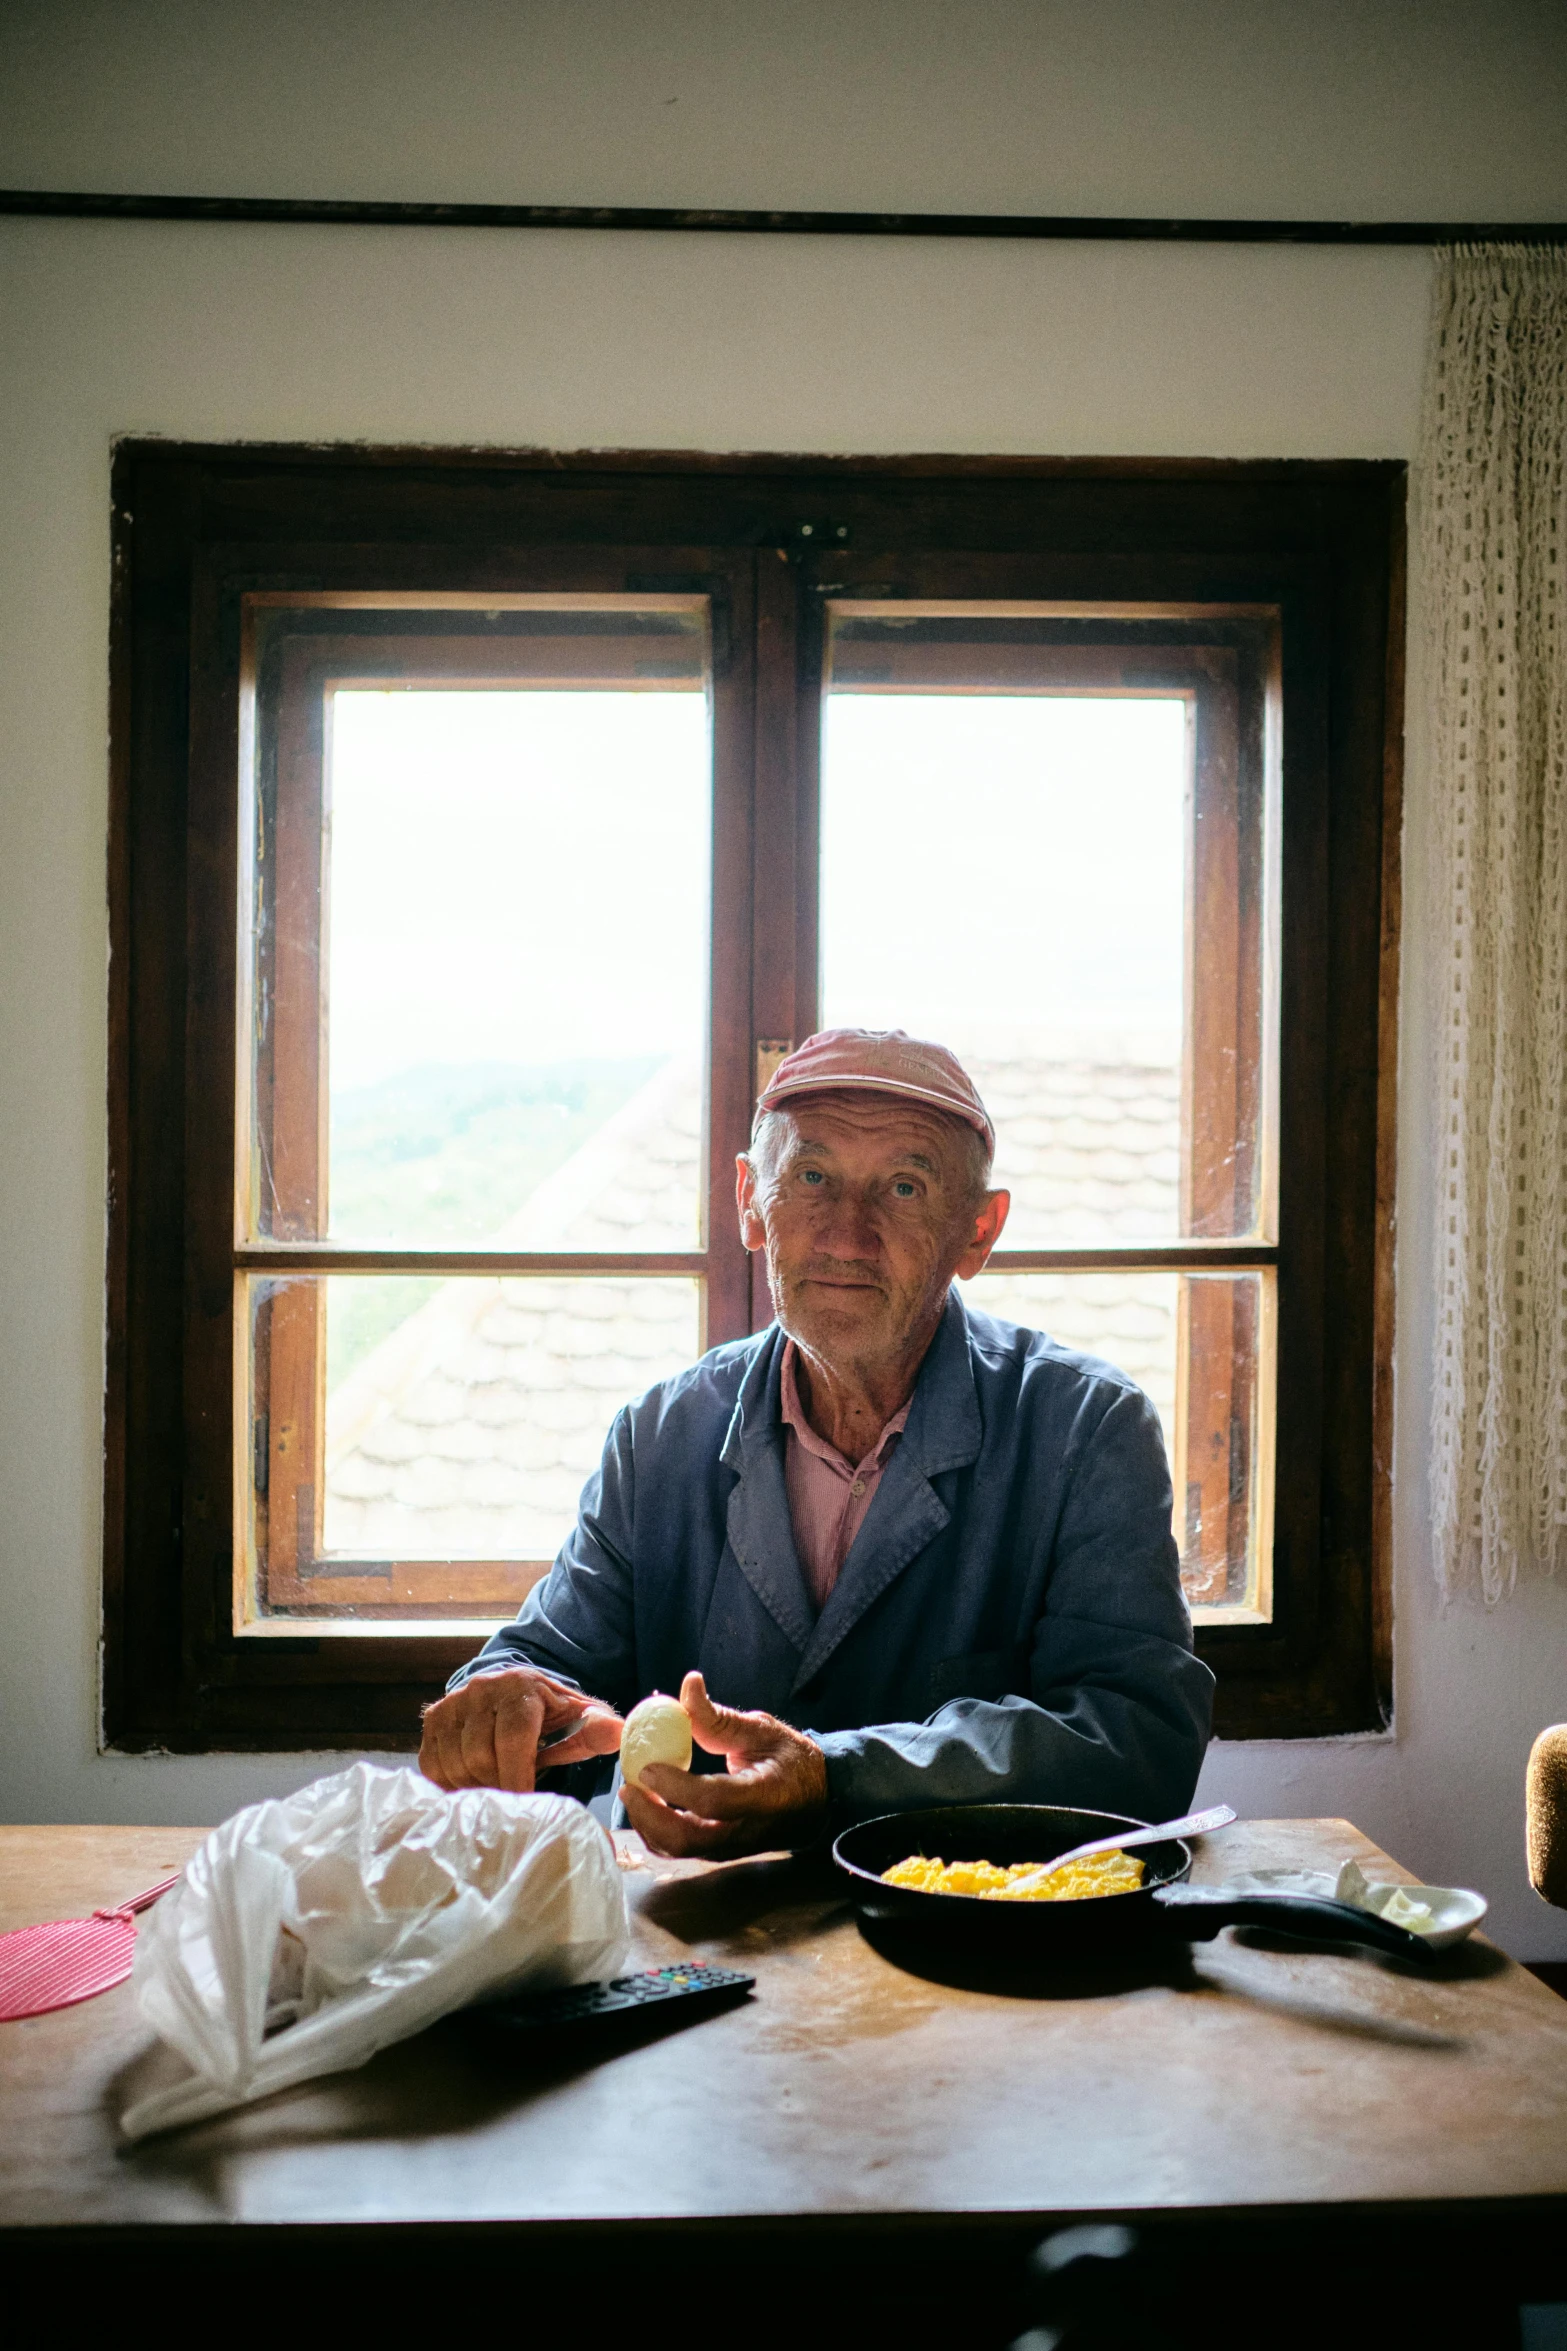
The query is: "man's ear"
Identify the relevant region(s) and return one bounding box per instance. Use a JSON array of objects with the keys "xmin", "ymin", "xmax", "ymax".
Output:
[
  {"xmin": 955, "ymin": 1188, "xmax": 1010, "ymax": 1280},
  {"xmin": 735, "ymin": 1152, "xmax": 767, "ymax": 1253}
]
